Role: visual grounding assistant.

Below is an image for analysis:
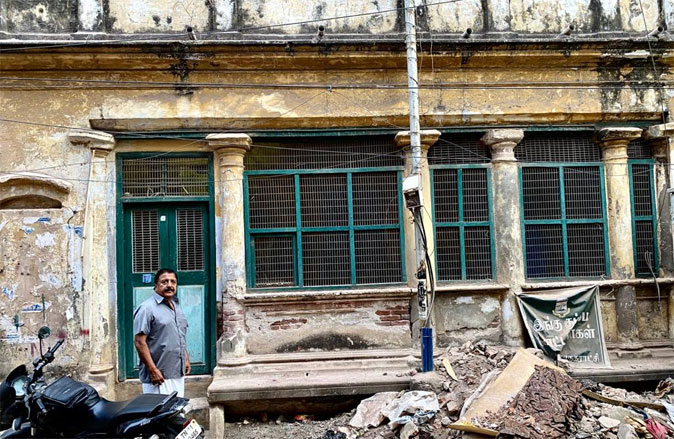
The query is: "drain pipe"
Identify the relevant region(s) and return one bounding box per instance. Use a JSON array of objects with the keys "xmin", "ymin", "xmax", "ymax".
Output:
[{"xmin": 403, "ymin": 0, "xmax": 433, "ymax": 372}]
